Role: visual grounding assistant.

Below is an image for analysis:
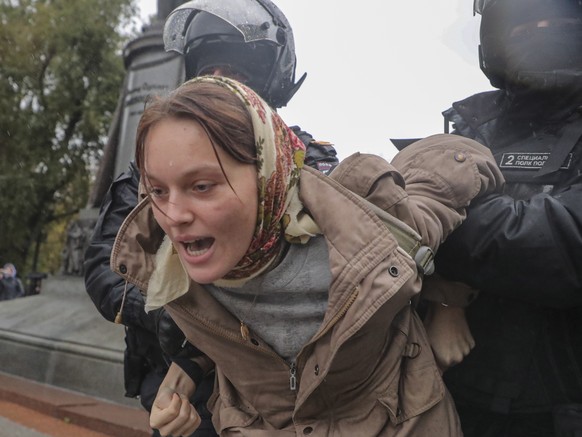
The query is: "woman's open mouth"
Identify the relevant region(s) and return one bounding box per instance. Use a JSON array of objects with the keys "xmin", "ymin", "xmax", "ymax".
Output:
[{"xmin": 183, "ymin": 237, "xmax": 215, "ymax": 257}]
